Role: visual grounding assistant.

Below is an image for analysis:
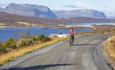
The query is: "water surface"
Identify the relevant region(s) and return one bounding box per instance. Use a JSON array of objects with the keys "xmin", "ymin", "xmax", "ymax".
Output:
[{"xmin": 0, "ymin": 27, "xmax": 92, "ymax": 42}]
